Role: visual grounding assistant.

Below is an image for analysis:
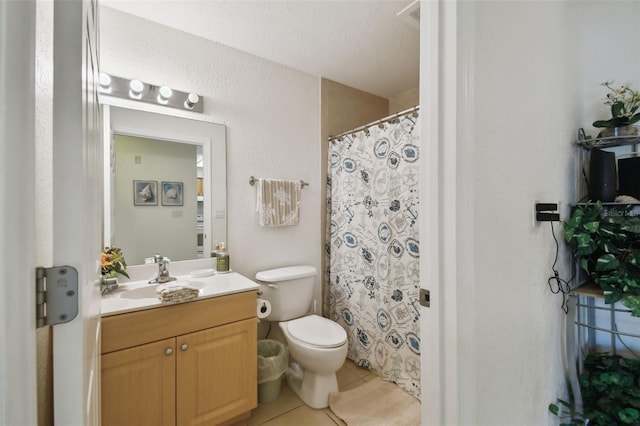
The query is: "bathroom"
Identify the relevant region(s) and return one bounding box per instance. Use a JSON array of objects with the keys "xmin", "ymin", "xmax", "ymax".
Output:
[
  {"xmin": 34, "ymin": 1, "xmax": 420, "ymax": 425},
  {"xmin": 97, "ymin": 3, "xmax": 421, "ymax": 425},
  {"xmin": 4, "ymin": 1, "xmax": 640, "ymax": 426}
]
